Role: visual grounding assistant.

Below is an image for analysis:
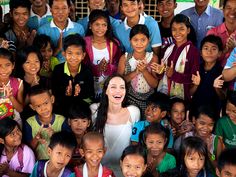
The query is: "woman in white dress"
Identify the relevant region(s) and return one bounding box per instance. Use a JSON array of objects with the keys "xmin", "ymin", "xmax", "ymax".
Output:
[{"xmin": 90, "ymin": 74, "xmax": 140, "ymax": 176}]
